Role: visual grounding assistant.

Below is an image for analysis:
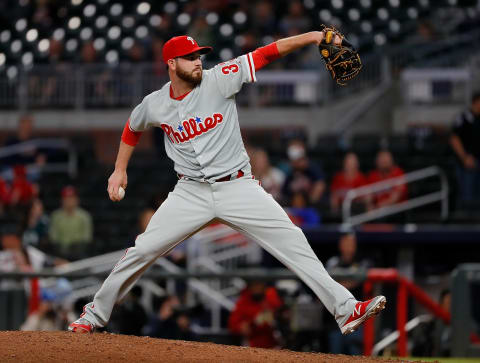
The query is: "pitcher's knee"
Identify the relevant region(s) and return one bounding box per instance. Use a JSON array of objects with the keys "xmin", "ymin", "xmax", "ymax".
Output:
[
  {"xmin": 134, "ymin": 235, "xmax": 156, "ymax": 258},
  {"xmin": 134, "ymin": 234, "xmax": 178, "ymax": 259}
]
